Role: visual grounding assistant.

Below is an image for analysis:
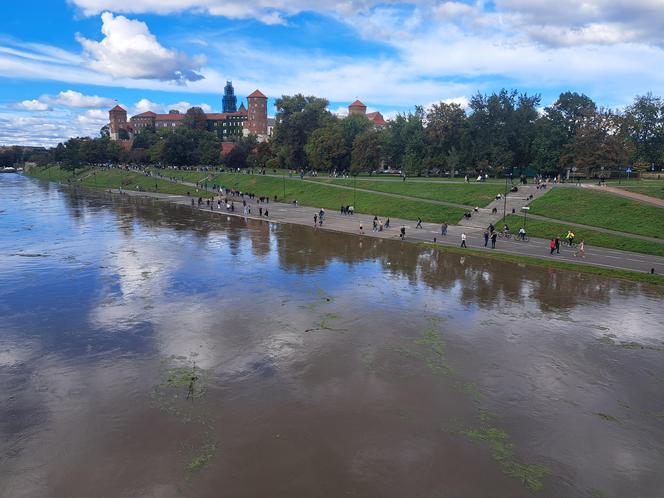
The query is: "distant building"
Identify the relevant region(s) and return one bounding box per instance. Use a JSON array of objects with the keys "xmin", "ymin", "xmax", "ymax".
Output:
[
  {"xmin": 347, "ymin": 99, "xmax": 386, "ymax": 129},
  {"xmin": 348, "ymin": 99, "xmax": 367, "ymax": 116},
  {"xmin": 222, "ymin": 81, "xmax": 237, "ymax": 113},
  {"xmin": 109, "ymin": 88, "xmax": 269, "ymax": 143},
  {"xmin": 244, "ymin": 90, "xmax": 268, "ymax": 136},
  {"xmin": 109, "ymin": 105, "xmax": 128, "ymax": 140}
]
